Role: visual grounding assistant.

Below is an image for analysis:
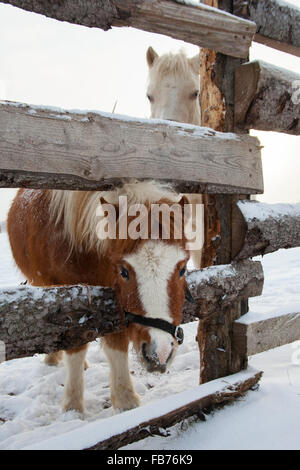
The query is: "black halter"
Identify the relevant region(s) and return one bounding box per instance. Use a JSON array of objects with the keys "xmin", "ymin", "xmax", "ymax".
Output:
[
  {"xmin": 124, "ymin": 311, "xmax": 184, "ymax": 345},
  {"xmin": 123, "ymin": 285, "xmax": 195, "ymax": 346}
]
